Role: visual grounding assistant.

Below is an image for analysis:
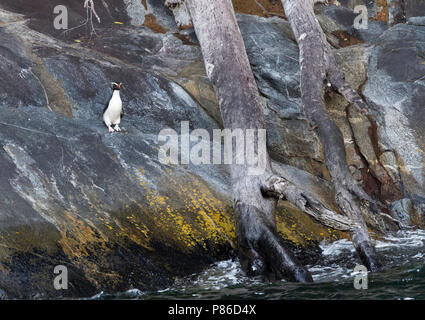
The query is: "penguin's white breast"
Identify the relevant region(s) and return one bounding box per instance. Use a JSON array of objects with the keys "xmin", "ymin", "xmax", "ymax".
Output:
[{"xmin": 105, "ymin": 95, "xmax": 122, "ymax": 122}]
